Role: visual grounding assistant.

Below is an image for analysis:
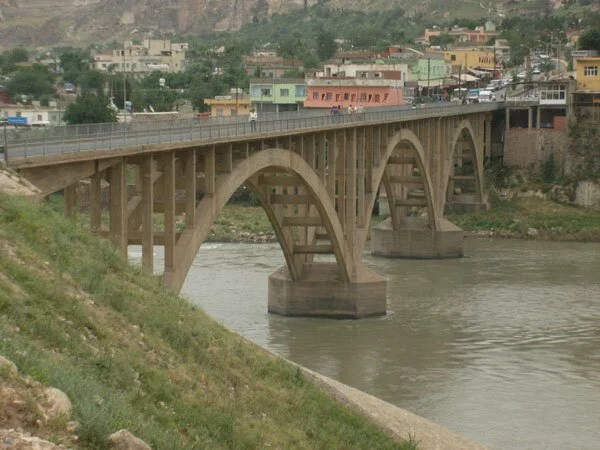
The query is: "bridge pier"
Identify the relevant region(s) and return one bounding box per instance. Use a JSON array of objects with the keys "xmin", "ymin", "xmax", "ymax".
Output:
[
  {"xmin": 268, "ymin": 263, "xmax": 387, "ymax": 318},
  {"xmin": 371, "ymin": 217, "xmax": 463, "ymax": 259}
]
